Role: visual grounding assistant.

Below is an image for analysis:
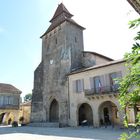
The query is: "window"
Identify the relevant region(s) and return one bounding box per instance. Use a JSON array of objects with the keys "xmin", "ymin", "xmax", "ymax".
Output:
[
  {"xmin": 110, "ymin": 71, "xmax": 122, "ymax": 91},
  {"xmin": 73, "ymin": 79, "xmax": 84, "ymax": 93},
  {"xmin": 94, "ymin": 76, "xmax": 102, "ymax": 93},
  {"xmin": 90, "ymin": 76, "xmax": 102, "ymax": 93}
]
